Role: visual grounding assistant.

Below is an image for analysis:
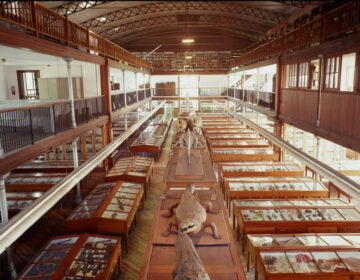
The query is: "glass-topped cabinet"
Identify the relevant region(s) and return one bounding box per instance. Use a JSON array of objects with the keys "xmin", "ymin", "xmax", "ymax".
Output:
[{"xmin": 17, "ymin": 234, "xmax": 121, "ymax": 279}]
